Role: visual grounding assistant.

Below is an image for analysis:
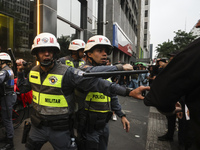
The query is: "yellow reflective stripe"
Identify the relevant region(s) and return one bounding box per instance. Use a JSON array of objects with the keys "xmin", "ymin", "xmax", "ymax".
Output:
[
  {"xmin": 32, "ymin": 90, "xmax": 68, "ymax": 107},
  {"xmin": 85, "ymin": 108, "xmax": 110, "ymax": 113},
  {"xmin": 79, "ymin": 61, "xmax": 84, "ymax": 66},
  {"xmin": 42, "ymin": 74, "xmax": 62, "ymax": 88},
  {"xmin": 107, "ymin": 78, "xmax": 112, "ymax": 82},
  {"xmin": 66, "ymin": 60, "xmax": 74, "ymax": 67},
  {"xmin": 29, "ymin": 71, "xmax": 41, "ymax": 84},
  {"xmin": 85, "ymin": 92, "xmax": 111, "ymax": 102}
]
